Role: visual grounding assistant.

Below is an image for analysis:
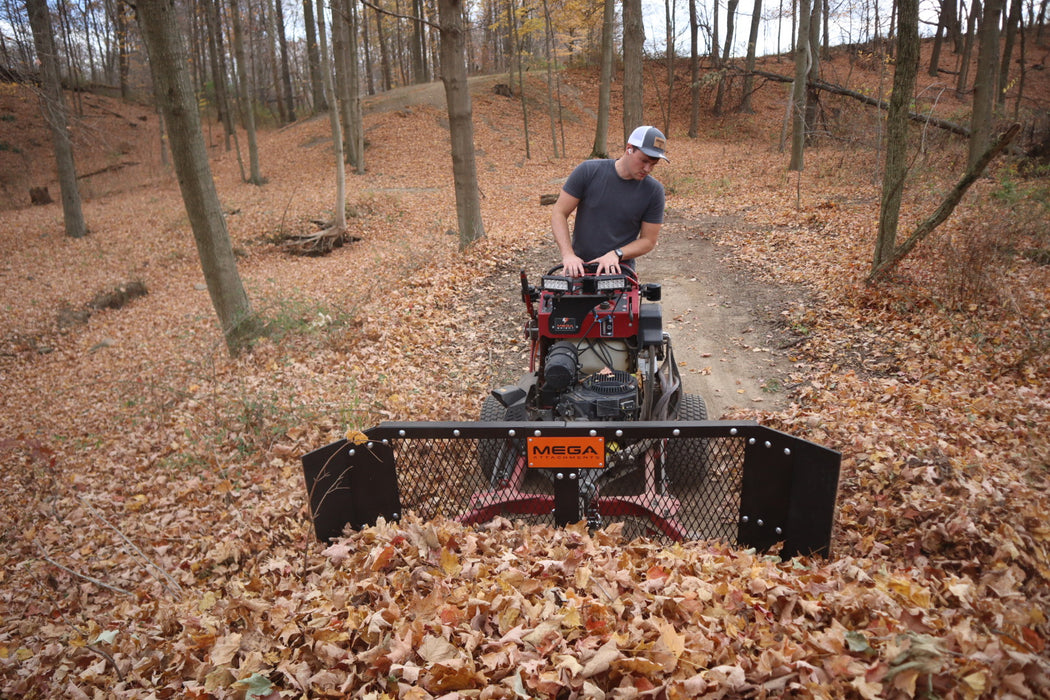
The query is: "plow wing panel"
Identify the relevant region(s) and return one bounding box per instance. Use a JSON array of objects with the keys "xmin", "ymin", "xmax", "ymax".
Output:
[{"xmin": 301, "ymin": 421, "xmax": 840, "ymax": 558}]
